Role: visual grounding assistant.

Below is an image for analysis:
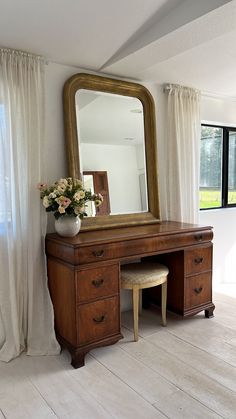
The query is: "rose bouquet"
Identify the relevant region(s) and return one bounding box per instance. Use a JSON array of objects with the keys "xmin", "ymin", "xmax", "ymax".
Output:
[{"xmin": 37, "ymin": 177, "xmax": 103, "ymax": 219}]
